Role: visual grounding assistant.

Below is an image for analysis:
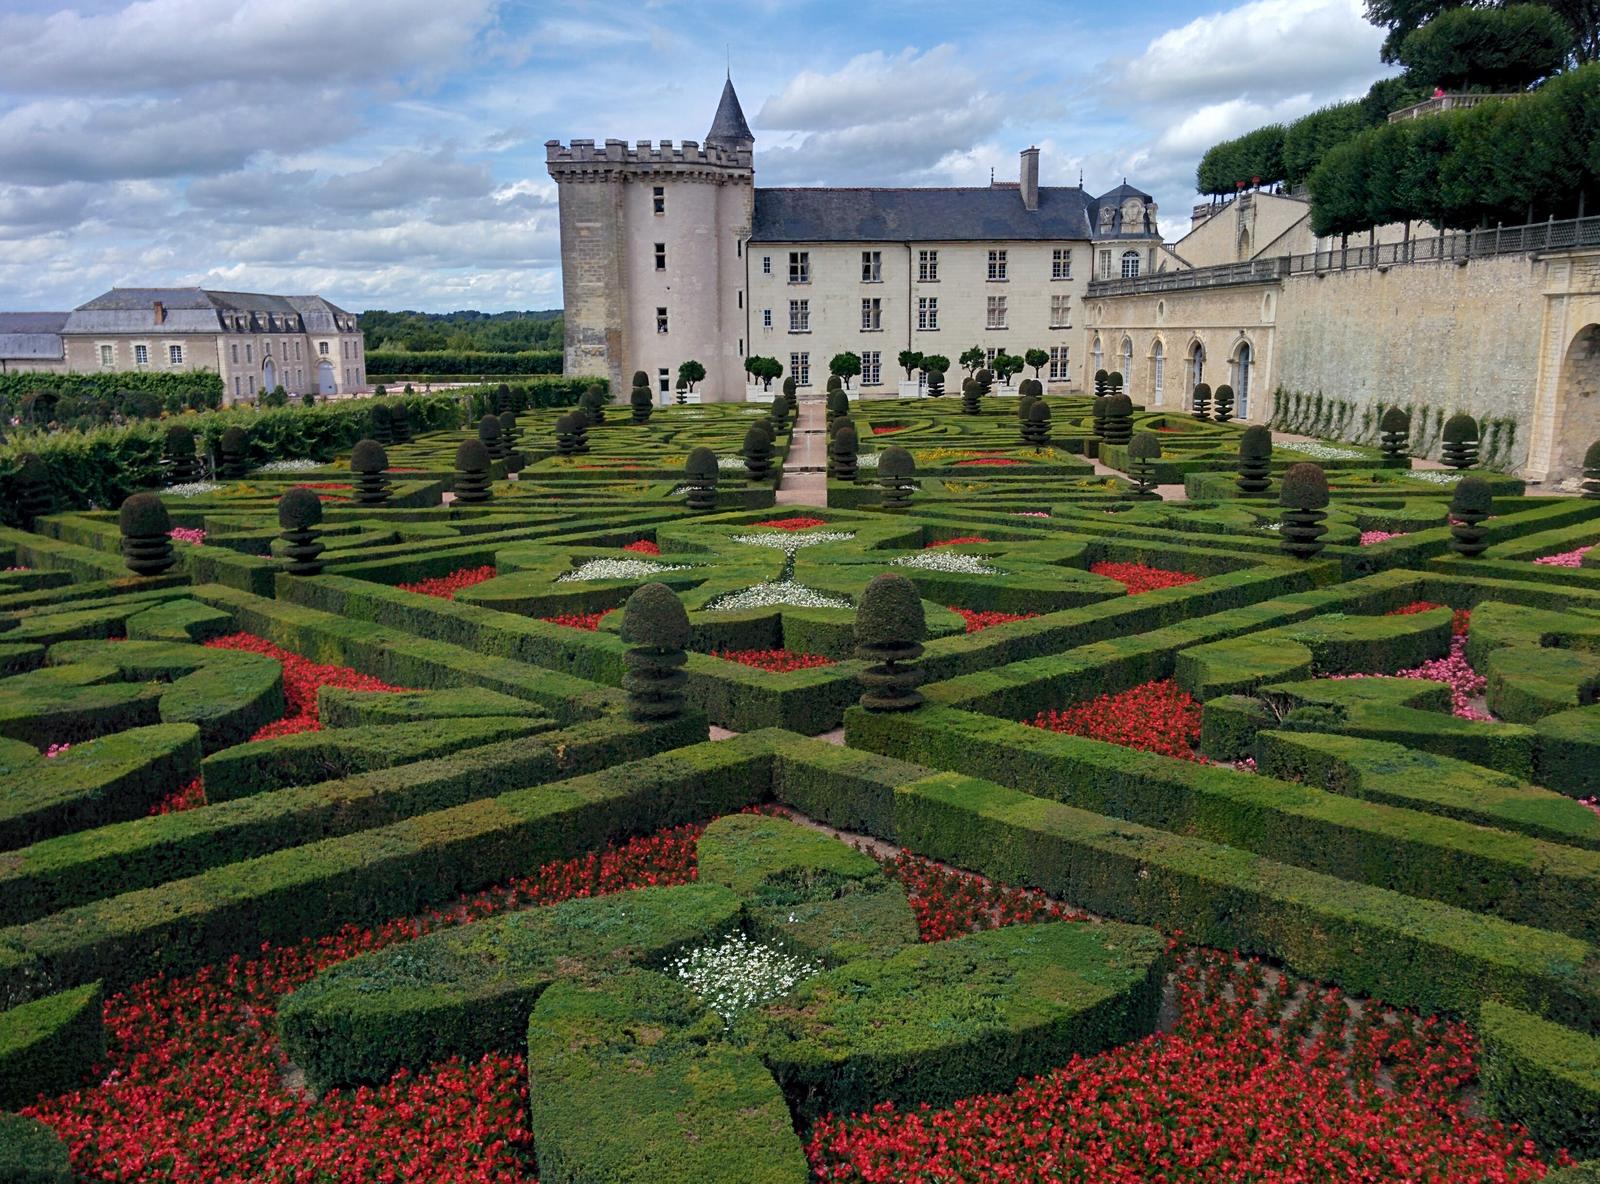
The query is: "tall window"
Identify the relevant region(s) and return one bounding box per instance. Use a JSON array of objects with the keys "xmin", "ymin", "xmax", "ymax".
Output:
[
  {"xmin": 134, "ymin": 344, "xmax": 149, "ymax": 366},
  {"xmin": 862, "ymin": 350, "xmax": 881, "ymax": 385},
  {"xmin": 1121, "ymin": 250, "xmax": 1141, "ymax": 279},
  {"xmin": 1152, "ymin": 342, "xmax": 1165, "ymax": 403},
  {"xmin": 245, "ymin": 343, "xmax": 253, "ymax": 363},
  {"xmin": 658, "ymin": 367, "xmax": 670, "ymax": 396},
  {"xmin": 1121, "ymin": 338, "xmax": 1134, "ymax": 383},
  {"xmin": 652, "ymin": 186, "xmax": 665, "ymax": 214},
  {"xmin": 985, "ymin": 347, "xmax": 998, "ymax": 369},
  {"xmin": 861, "ymin": 297, "xmax": 881, "ymax": 331},
  {"xmin": 1233, "ymin": 342, "xmax": 1253, "ymax": 418},
  {"xmin": 788, "ymin": 300, "xmax": 810, "ymax": 332},
  {"xmin": 918, "ymin": 250, "xmax": 938, "ymax": 282},
  {"xmin": 1051, "ymin": 248, "xmax": 1072, "ymax": 279},
  {"xmin": 654, "ymin": 242, "xmax": 666, "ymax": 270},
  {"xmin": 99, "ymin": 344, "xmax": 113, "ymax": 367},
  {"xmin": 917, "ymin": 297, "xmax": 938, "ymax": 331},
  {"xmin": 231, "ymin": 343, "xmax": 239, "ymax": 364},
  {"xmin": 318, "ymin": 340, "xmax": 329, "ymax": 356},
  {"xmin": 861, "ymin": 250, "xmax": 881, "ymax": 282},
  {"xmin": 762, "ymin": 255, "xmax": 771, "ymax": 275},
  {"xmin": 1049, "ymin": 346, "xmax": 1070, "ymax": 381},
  {"xmin": 1098, "ymin": 249, "xmax": 1112, "ymax": 279},
  {"xmin": 1190, "ymin": 342, "xmax": 1205, "ymax": 389},
  {"xmin": 986, "ymin": 295, "xmax": 1007, "ymax": 329},
  {"xmin": 1050, "ymin": 295, "xmax": 1071, "ymax": 328},
  {"xmin": 987, "ymin": 249, "xmax": 1008, "ymax": 281},
  {"xmin": 169, "ymin": 344, "xmax": 184, "ymax": 365},
  {"xmin": 791, "ymin": 351, "xmax": 811, "ymax": 386},
  {"xmin": 762, "ymin": 308, "xmax": 772, "ymax": 329},
  {"xmin": 788, "ymin": 251, "xmax": 810, "ymax": 283},
  {"xmin": 656, "ymin": 307, "xmax": 669, "ymax": 334},
  {"xmin": 1092, "ymin": 336, "xmax": 1103, "ymax": 374}
]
